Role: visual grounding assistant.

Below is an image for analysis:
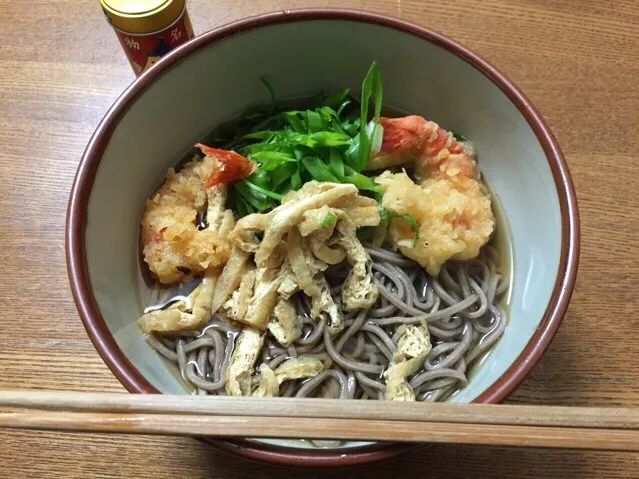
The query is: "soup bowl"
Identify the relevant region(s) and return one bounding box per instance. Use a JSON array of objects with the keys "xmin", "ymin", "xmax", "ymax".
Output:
[{"xmin": 66, "ymin": 8, "xmax": 579, "ymax": 466}]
